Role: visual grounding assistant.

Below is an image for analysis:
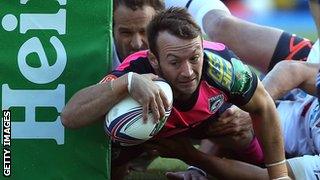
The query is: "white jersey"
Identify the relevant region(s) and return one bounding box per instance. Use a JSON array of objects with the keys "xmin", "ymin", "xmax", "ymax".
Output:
[
  {"xmin": 111, "ymin": 0, "xmax": 231, "ymax": 70},
  {"xmin": 278, "ymin": 41, "xmax": 320, "ymax": 156},
  {"xmin": 287, "ymin": 155, "xmax": 320, "ymax": 180},
  {"xmin": 277, "ymin": 94, "xmax": 320, "ymax": 156}
]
